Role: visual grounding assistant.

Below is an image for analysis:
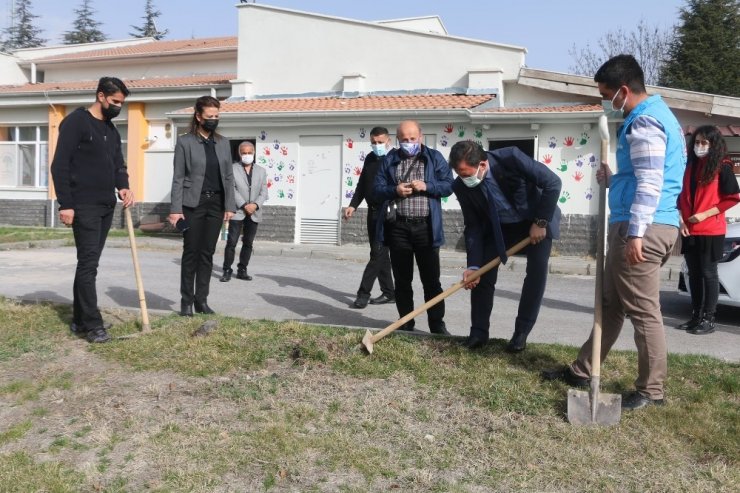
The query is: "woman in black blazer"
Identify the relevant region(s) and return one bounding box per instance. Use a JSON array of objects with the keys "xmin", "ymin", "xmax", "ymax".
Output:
[{"xmin": 168, "ymin": 96, "xmax": 236, "ymax": 316}]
